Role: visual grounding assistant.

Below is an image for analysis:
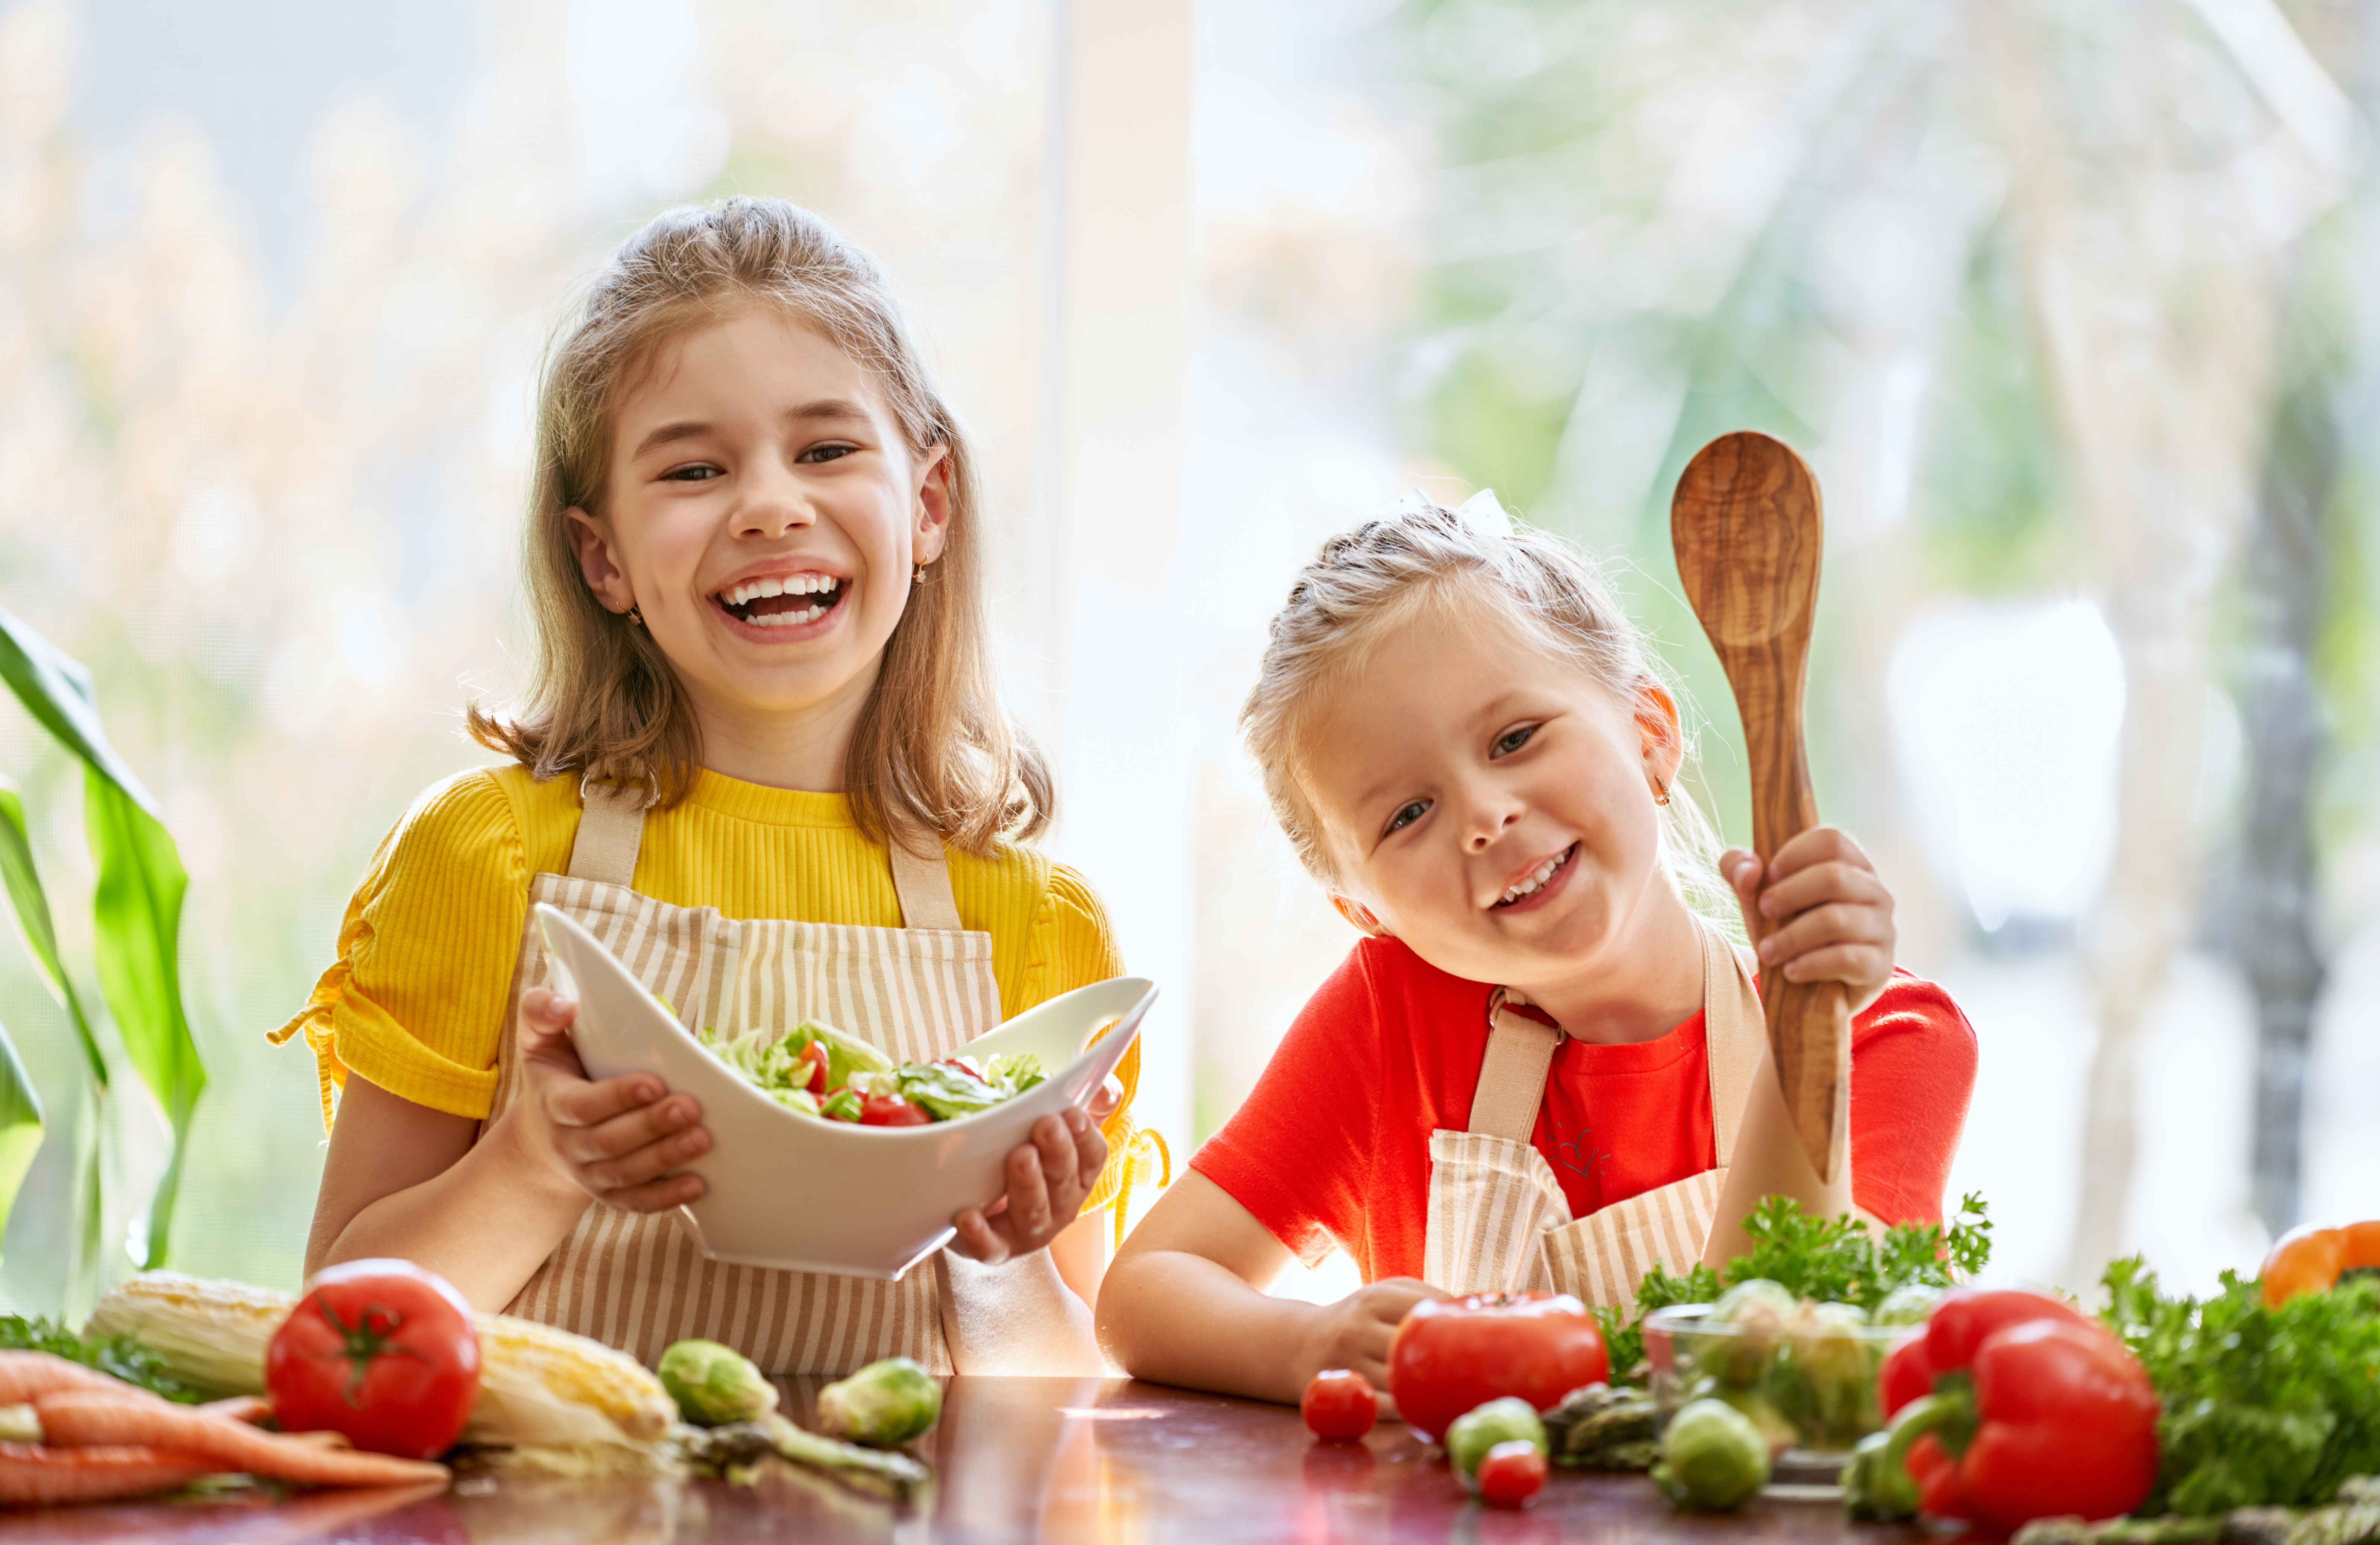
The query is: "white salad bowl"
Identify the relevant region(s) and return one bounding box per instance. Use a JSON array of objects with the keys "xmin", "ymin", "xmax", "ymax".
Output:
[{"xmin": 534, "ymin": 902, "xmax": 1155, "ymax": 1281}]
